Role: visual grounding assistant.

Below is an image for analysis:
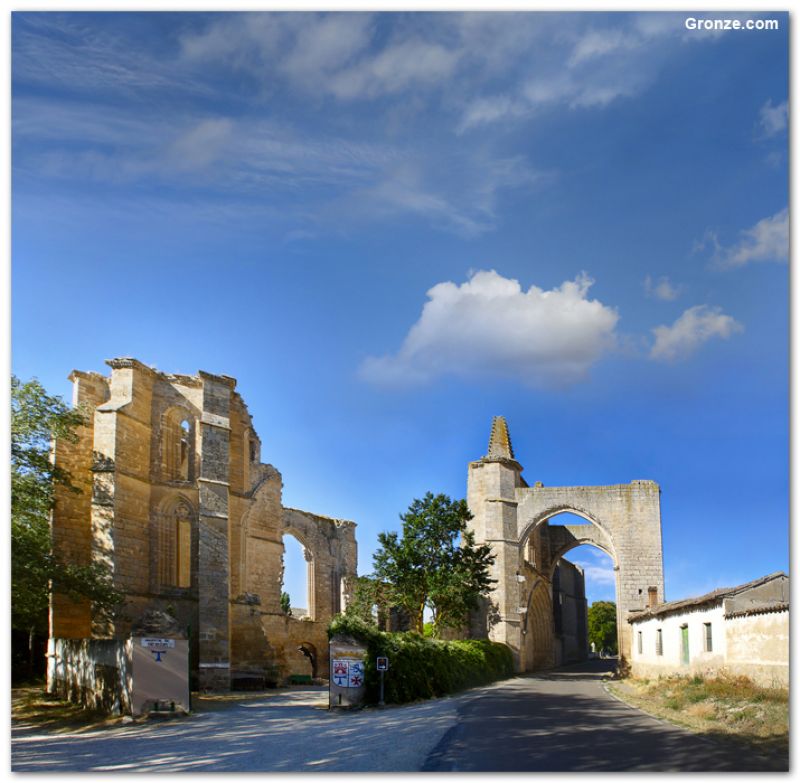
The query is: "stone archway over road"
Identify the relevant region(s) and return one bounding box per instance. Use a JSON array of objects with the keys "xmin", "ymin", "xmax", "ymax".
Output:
[{"xmin": 466, "ymin": 417, "xmax": 665, "ymax": 671}]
